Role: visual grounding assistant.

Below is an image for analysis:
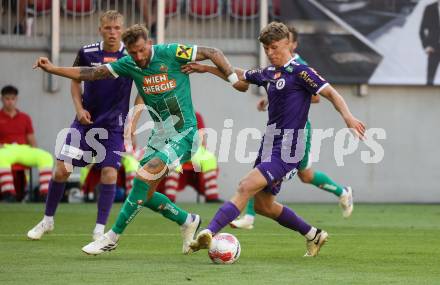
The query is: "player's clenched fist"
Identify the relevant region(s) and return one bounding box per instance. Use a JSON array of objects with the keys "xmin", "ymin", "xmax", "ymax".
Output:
[
  {"xmin": 256, "ymin": 97, "xmax": 268, "ymax": 111},
  {"xmin": 33, "ymin": 57, "xmax": 54, "ymax": 72},
  {"xmin": 181, "ymin": 62, "xmax": 207, "ymax": 74}
]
